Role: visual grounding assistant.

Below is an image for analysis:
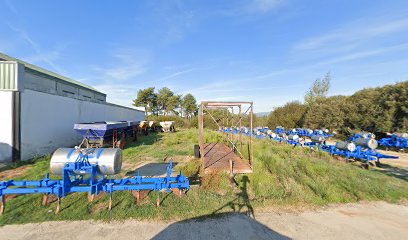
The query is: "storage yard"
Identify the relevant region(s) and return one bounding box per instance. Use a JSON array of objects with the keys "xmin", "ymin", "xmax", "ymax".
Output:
[{"xmin": 1, "ymin": 1, "xmax": 408, "ymax": 239}]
